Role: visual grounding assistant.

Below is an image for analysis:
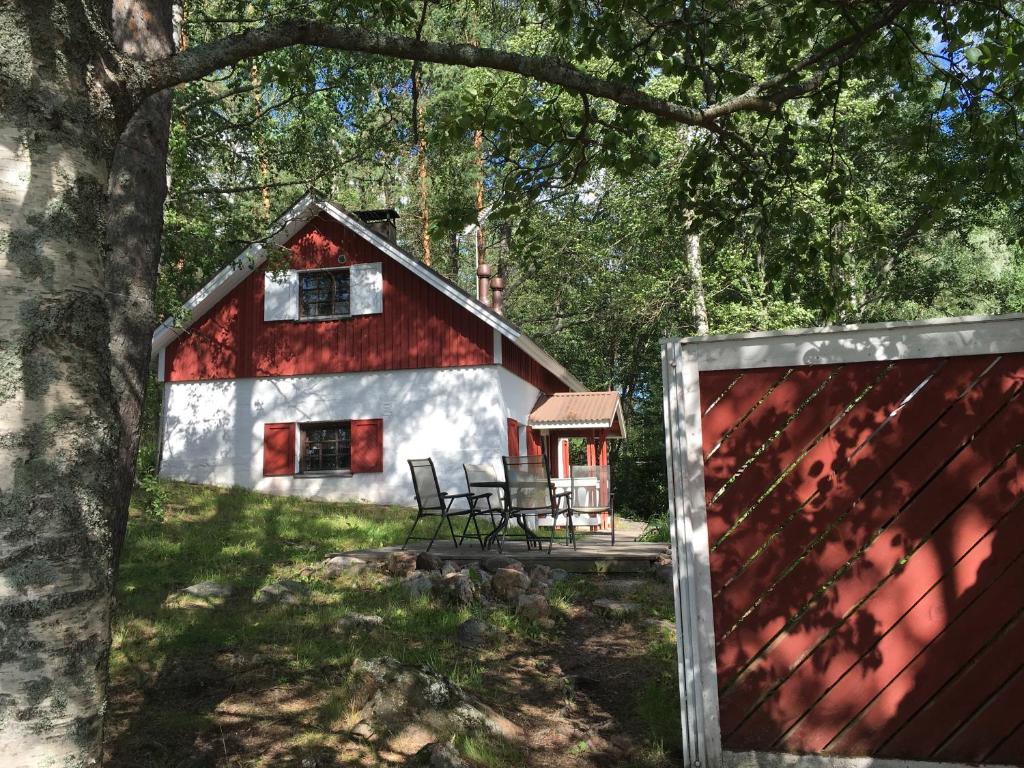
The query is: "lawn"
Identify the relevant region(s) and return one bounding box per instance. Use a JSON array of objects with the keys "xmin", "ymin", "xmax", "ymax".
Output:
[{"xmin": 106, "ymin": 480, "xmax": 681, "ymax": 767}]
